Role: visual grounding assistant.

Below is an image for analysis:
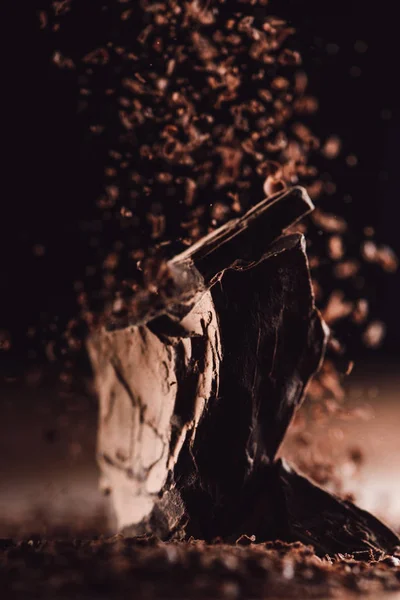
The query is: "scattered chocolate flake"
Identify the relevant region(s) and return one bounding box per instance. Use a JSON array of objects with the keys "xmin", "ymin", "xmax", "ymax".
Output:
[
  {"xmin": 83, "ymin": 48, "xmax": 110, "ymax": 65},
  {"xmin": 363, "ymin": 321, "xmax": 386, "ymax": 348},
  {"xmin": 362, "ymin": 241, "xmax": 399, "ymax": 272},
  {"xmin": 333, "ymin": 259, "xmax": 360, "ymax": 279},
  {"xmin": 322, "ymin": 135, "xmax": 341, "ymax": 160},
  {"xmin": 346, "ymin": 154, "xmax": 358, "ymax": 167},
  {"xmin": 322, "ymin": 291, "xmax": 353, "ymax": 325},
  {"xmin": 52, "ymin": 50, "xmax": 75, "ymax": 69},
  {"xmin": 0, "ymin": 330, "xmax": 11, "ymax": 351},
  {"xmin": 377, "ymin": 246, "xmax": 398, "ymax": 273},
  {"xmin": 52, "ymin": 0, "xmax": 71, "ymax": 16},
  {"xmin": 38, "ymin": 10, "xmax": 48, "ymax": 30},
  {"xmin": 352, "ymin": 298, "xmax": 369, "ymax": 324},
  {"xmin": 312, "ymin": 209, "xmax": 347, "ymax": 233},
  {"xmin": 327, "ymin": 234, "xmax": 345, "ymax": 261},
  {"xmin": 364, "ymin": 225, "xmax": 375, "ymax": 237},
  {"xmin": 236, "ymin": 535, "xmax": 256, "ymax": 546},
  {"xmin": 32, "ymin": 244, "xmax": 46, "ymax": 257},
  {"xmin": 293, "ymin": 95, "xmax": 319, "ymax": 115}
]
